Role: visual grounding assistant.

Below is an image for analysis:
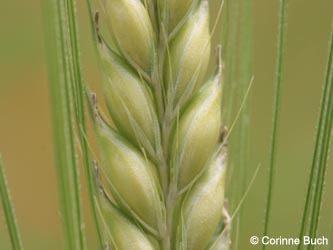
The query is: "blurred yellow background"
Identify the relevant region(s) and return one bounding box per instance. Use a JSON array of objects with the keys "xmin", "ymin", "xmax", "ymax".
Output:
[{"xmin": 0, "ymin": 0, "xmax": 332, "ymax": 249}]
